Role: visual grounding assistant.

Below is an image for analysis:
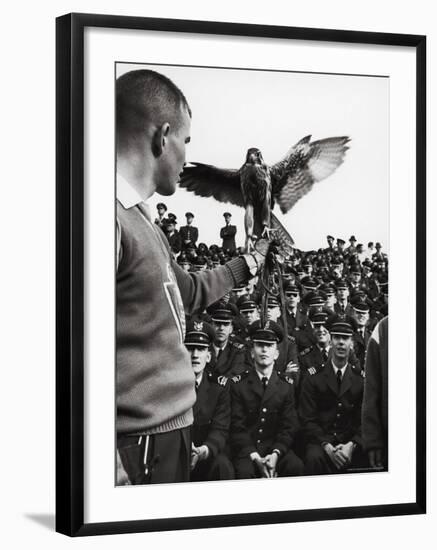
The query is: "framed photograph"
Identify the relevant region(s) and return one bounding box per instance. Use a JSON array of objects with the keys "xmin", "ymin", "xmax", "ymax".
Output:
[{"xmin": 56, "ymin": 13, "xmax": 426, "ymax": 536}]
